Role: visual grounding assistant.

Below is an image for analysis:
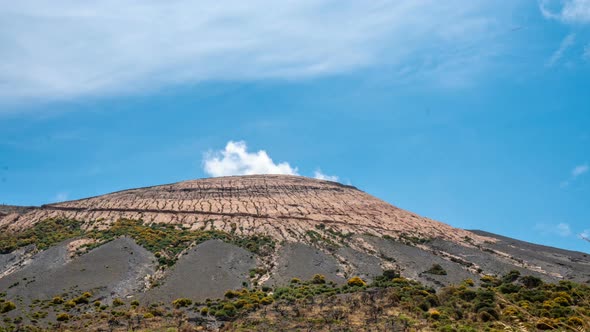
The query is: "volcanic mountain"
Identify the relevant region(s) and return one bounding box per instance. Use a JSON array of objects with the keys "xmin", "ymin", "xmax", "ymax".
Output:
[
  {"xmin": 2, "ymin": 175, "xmax": 485, "ymax": 243},
  {"xmin": 1, "ymin": 175, "xmax": 589, "ymax": 327}
]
